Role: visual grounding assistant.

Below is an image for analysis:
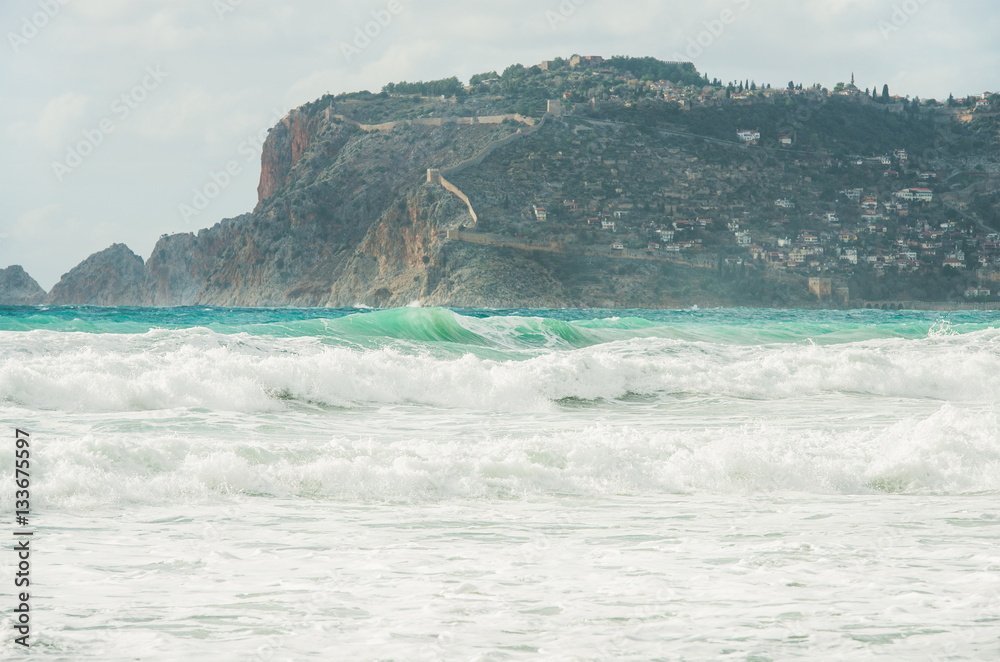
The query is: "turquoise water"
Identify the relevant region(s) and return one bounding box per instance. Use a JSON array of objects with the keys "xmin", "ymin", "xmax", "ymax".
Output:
[
  {"xmin": 1, "ymin": 307, "xmax": 998, "ymax": 659},
  {"xmin": 0, "ymin": 304, "xmax": 988, "ymax": 344}
]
